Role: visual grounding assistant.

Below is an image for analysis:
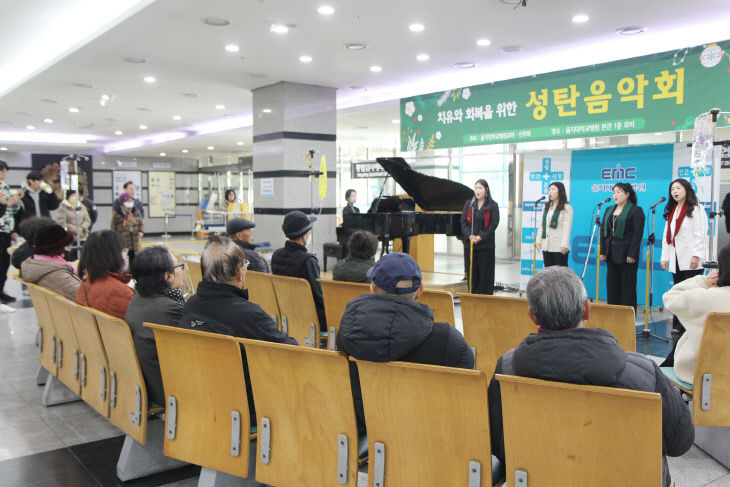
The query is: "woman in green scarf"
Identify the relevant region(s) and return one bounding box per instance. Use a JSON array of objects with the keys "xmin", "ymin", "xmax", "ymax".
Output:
[
  {"xmin": 535, "ymin": 182, "xmax": 573, "ymax": 267},
  {"xmin": 599, "ymin": 182, "xmax": 646, "ymax": 311}
]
